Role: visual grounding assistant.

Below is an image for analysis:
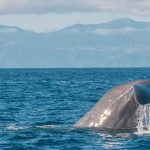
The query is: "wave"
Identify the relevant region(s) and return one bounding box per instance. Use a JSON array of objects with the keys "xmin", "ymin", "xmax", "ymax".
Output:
[{"xmin": 5, "ymin": 124, "xmax": 73, "ymax": 131}]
